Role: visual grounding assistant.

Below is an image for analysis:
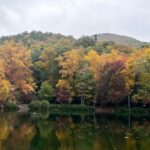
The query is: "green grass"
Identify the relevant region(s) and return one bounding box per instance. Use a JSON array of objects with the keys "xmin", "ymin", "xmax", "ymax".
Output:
[
  {"xmin": 49, "ymin": 104, "xmax": 95, "ymax": 111},
  {"xmin": 48, "ymin": 104, "xmax": 95, "ymax": 115},
  {"xmin": 29, "ymin": 103, "xmax": 95, "ymax": 114},
  {"xmin": 115, "ymin": 107, "xmax": 150, "ymax": 117}
]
